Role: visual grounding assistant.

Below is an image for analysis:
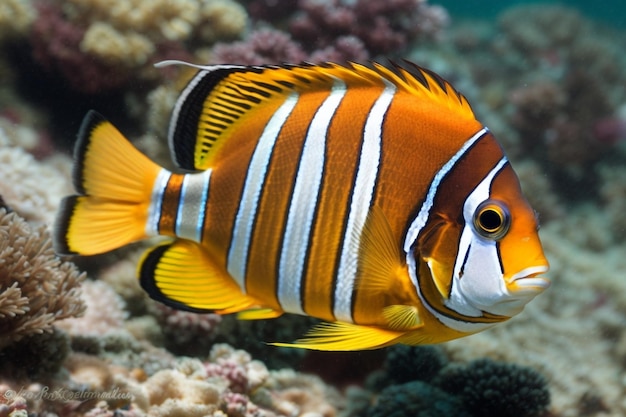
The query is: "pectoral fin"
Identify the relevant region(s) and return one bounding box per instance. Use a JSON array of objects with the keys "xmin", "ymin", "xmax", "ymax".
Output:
[
  {"xmin": 383, "ymin": 305, "xmax": 423, "ymax": 330},
  {"xmin": 356, "ymin": 206, "xmax": 405, "ymax": 292}
]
